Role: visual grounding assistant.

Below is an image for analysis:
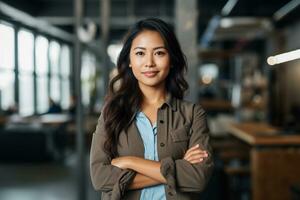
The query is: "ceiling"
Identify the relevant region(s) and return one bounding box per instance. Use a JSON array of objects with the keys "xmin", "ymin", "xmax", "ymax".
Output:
[{"xmin": 0, "ymin": 0, "xmax": 299, "ymax": 45}]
